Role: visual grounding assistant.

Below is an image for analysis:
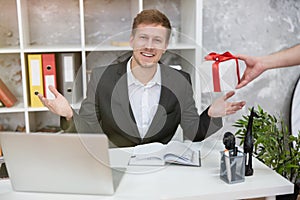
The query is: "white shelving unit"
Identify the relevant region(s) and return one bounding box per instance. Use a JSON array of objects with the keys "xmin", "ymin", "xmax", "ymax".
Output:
[{"xmin": 0, "ymin": 0, "xmax": 202, "ymax": 133}]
